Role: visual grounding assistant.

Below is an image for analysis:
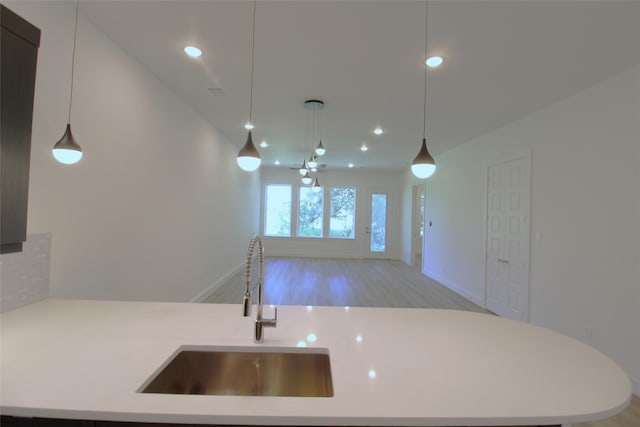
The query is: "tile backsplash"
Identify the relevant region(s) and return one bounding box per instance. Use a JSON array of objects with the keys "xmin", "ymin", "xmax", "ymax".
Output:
[{"xmin": 0, "ymin": 232, "xmax": 51, "ymax": 313}]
